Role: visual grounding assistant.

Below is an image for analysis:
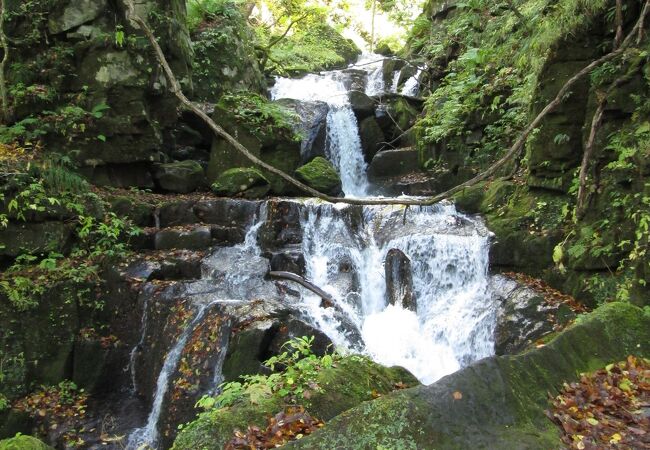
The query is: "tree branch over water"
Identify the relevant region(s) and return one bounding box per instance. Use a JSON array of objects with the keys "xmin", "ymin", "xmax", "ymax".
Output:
[{"xmin": 123, "ymin": 0, "xmax": 650, "ymax": 207}]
